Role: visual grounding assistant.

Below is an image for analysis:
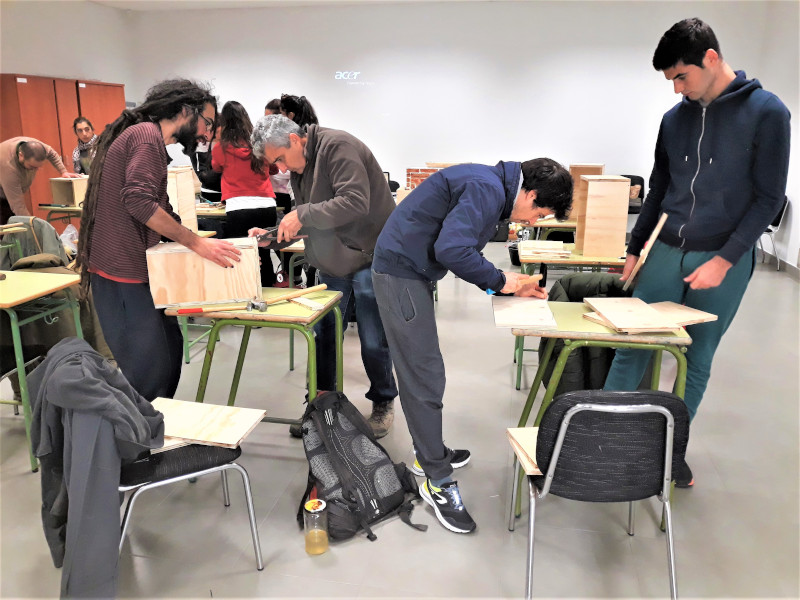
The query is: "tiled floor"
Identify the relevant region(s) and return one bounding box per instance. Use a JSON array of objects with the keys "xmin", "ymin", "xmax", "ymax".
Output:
[{"xmin": 1, "ymin": 243, "xmax": 798, "ymax": 598}]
